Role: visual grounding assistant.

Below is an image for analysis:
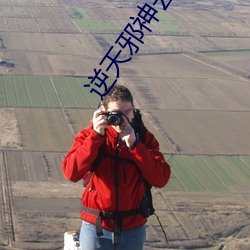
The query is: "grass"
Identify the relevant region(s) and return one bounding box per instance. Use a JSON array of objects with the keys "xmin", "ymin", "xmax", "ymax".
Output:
[
  {"xmin": 202, "ymin": 49, "xmax": 250, "ymax": 56},
  {"xmin": 25, "ymin": 76, "xmax": 48, "ymax": 107},
  {"xmin": 0, "ymin": 76, "xmax": 8, "ymax": 105},
  {"xmin": 166, "ymin": 155, "xmax": 250, "ymax": 193},
  {"xmin": 3, "ymin": 75, "xmax": 18, "ymax": 106},
  {"xmin": 201, "ymin": 156, "xmax": 241, "ymax": 186},
  {"xmin": 167, "ymin": 156, "xmax": 206, "ymax": 192},
  {"xmin": 183, "ymin": 156, "xmax": 227, "ymax": 192},
  {"xmin": 70, "ymin": 6, "xmax": 119, "ymax": 32},
  {"xmin": 75, "ymin": 19, "xmax": 118, "ymax": 33},
  {"xmin": 221, "ymin": 156, "xmax": 250, "ymax": 186},
  {"xmin": 155, "ymin": 10, "xmax": 184, "ymax": 34},
  {"xmin": 51, "ymin": 76, "xmax": 77, "ymax": 107},
  {"xmin": 13, "ymin": 76, "xmax": 31, "ymax": 106},
  {"xmin": 0, "ymin": 75, "xmax": 102, "ymax": 108},
  {"xmin": 38, "ymin": 76, "xmax": 61, "ymax": 107},
  {"xmin": 71, "ymin": 7, "xmax": 90, "ymax": 19}
]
